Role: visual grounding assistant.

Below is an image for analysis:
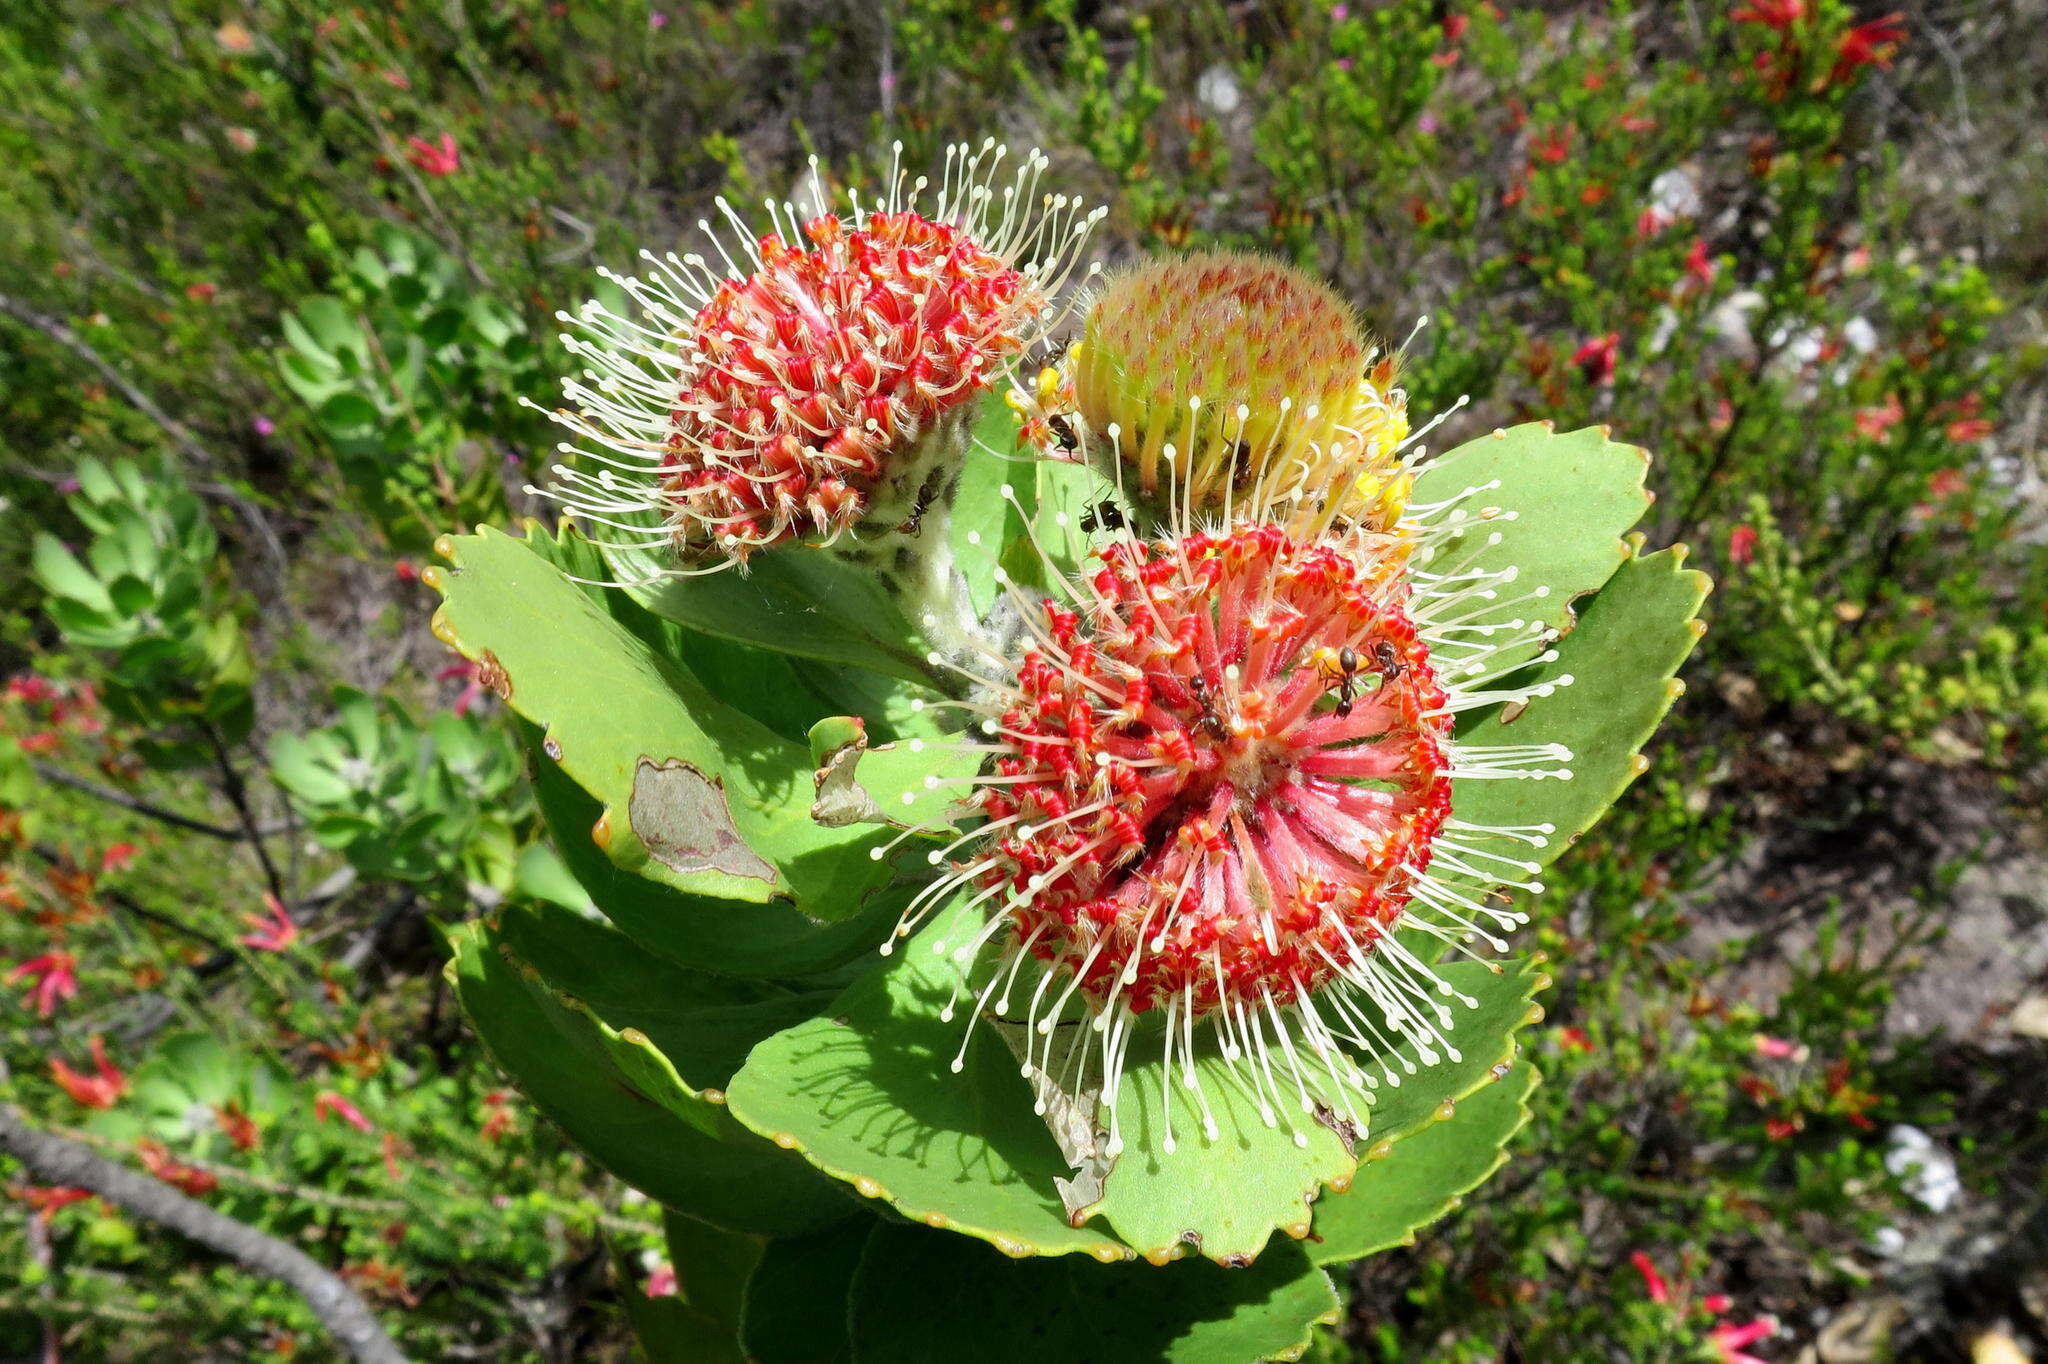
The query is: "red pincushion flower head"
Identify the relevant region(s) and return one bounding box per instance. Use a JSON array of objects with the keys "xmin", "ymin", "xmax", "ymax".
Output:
[
  {"xmin": 878, "ymin": 510, "xmax": 1575, "ymax": 1158},
  {"xmin": 536, "ymin": 141, "xmax": 1103, "ymax": 576}
]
